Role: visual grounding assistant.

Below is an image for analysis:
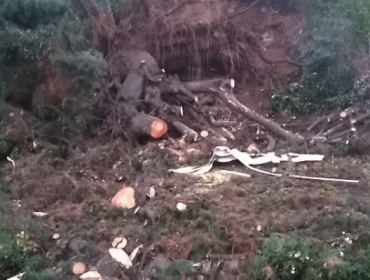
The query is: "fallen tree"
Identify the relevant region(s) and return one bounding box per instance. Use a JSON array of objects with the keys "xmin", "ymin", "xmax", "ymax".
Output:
[{"xmin": 80, "ymin": 0, "xmax": 310, "ymax": 147}]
